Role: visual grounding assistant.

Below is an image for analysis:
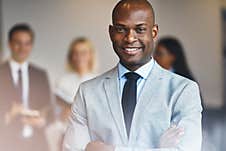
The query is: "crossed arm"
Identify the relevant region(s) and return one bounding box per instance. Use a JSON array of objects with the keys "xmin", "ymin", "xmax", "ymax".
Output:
[{"xmin": 63, "ymin": 82, "xmax": 202, "ymax": 151}]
